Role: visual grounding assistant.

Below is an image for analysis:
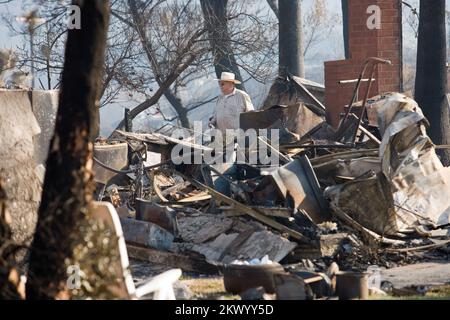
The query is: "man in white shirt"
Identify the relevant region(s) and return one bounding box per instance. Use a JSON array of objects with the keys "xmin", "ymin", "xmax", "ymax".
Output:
[
  {"xmin": 209, "ymin": 72, "xmax": 254, "ymax": 133},
  {"xmin": 208, "ymin": 72, "xmax": 255, "ymax": 197}
]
